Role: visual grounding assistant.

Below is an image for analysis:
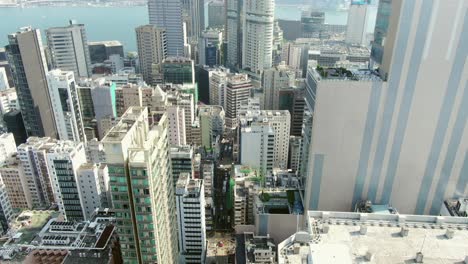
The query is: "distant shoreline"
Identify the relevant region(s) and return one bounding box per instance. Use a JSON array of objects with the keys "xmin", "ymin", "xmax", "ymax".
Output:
[{"xmin": 0, "ymin": 3, "xmax": 348, "ymax": 11}]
